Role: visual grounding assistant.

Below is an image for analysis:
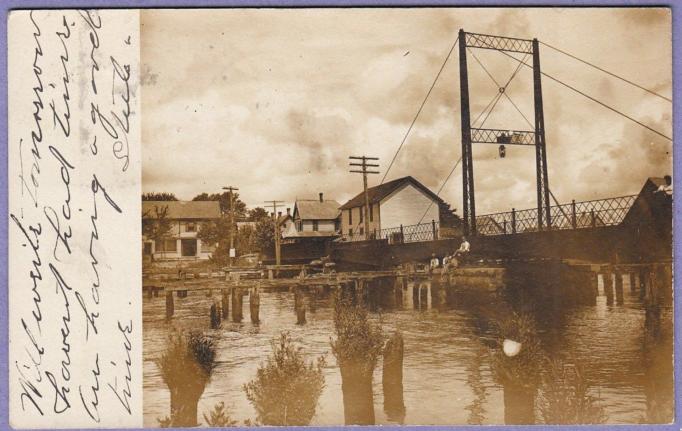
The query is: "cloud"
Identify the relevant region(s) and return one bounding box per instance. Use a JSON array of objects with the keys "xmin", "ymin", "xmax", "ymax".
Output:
[{"xmin": 141, "ymin": 8, "xmax": 672, "ymax": 214}]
